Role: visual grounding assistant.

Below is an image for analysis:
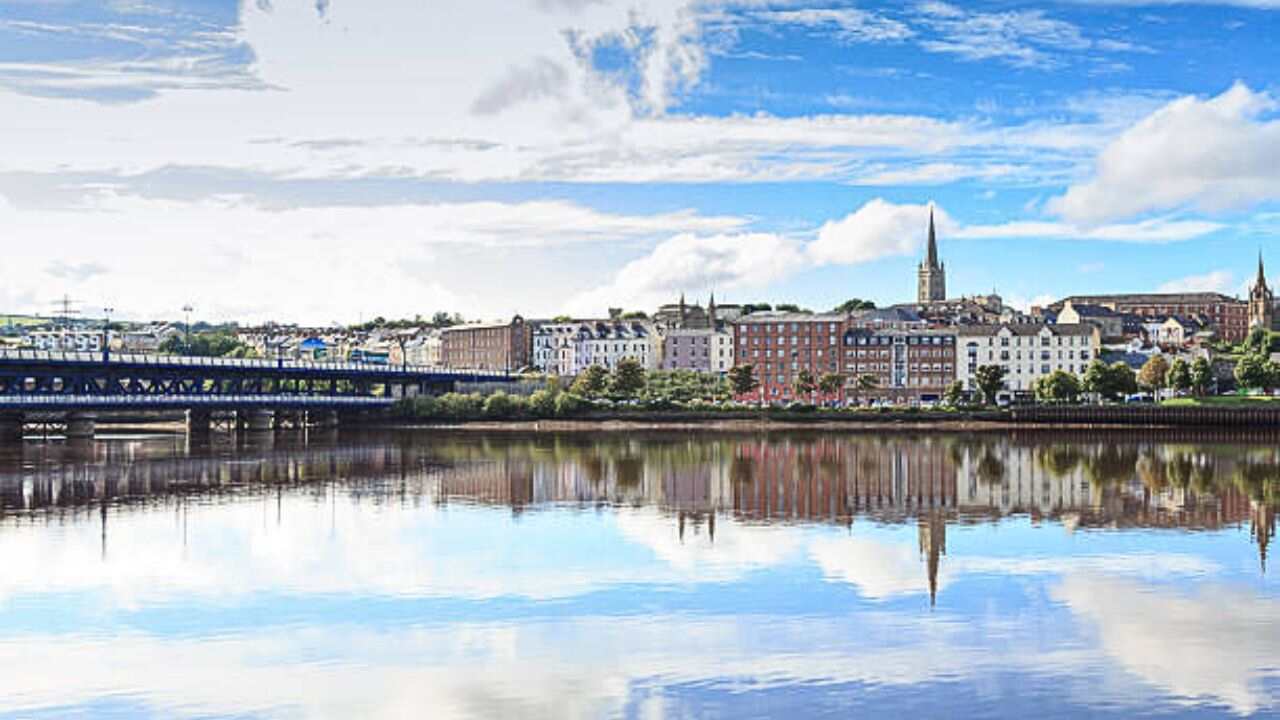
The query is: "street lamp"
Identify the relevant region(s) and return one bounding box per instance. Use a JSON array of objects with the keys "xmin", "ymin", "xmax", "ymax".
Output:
[
  {"xmin": 102, "ymin": 307, "xmax": 114, "ymax": 363},
  {"xmin": 182, "ymin": 304, "xmax": 193, "ymax": 355}
]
